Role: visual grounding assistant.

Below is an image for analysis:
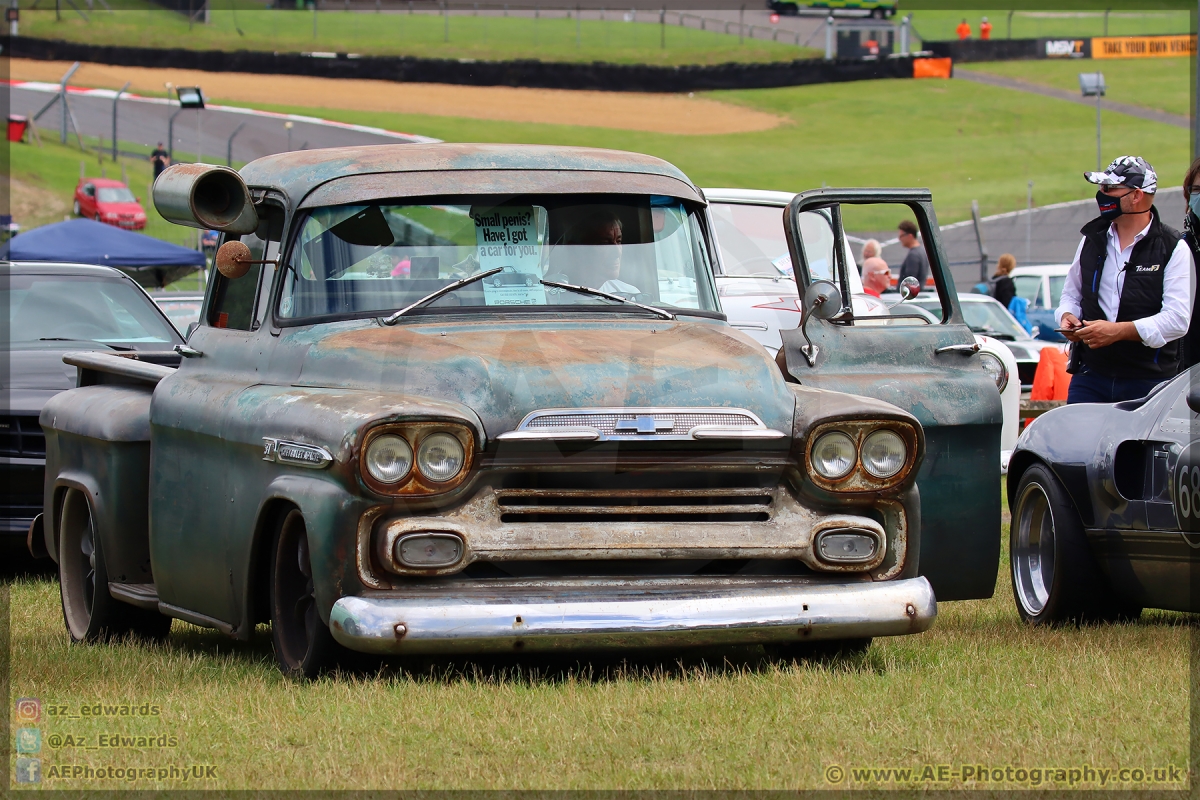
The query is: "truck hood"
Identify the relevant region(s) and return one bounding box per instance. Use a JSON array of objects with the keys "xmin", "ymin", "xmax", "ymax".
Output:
[{"xmin": 289, "ymin": 317, "xmax": 797, "ymax": 440}]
